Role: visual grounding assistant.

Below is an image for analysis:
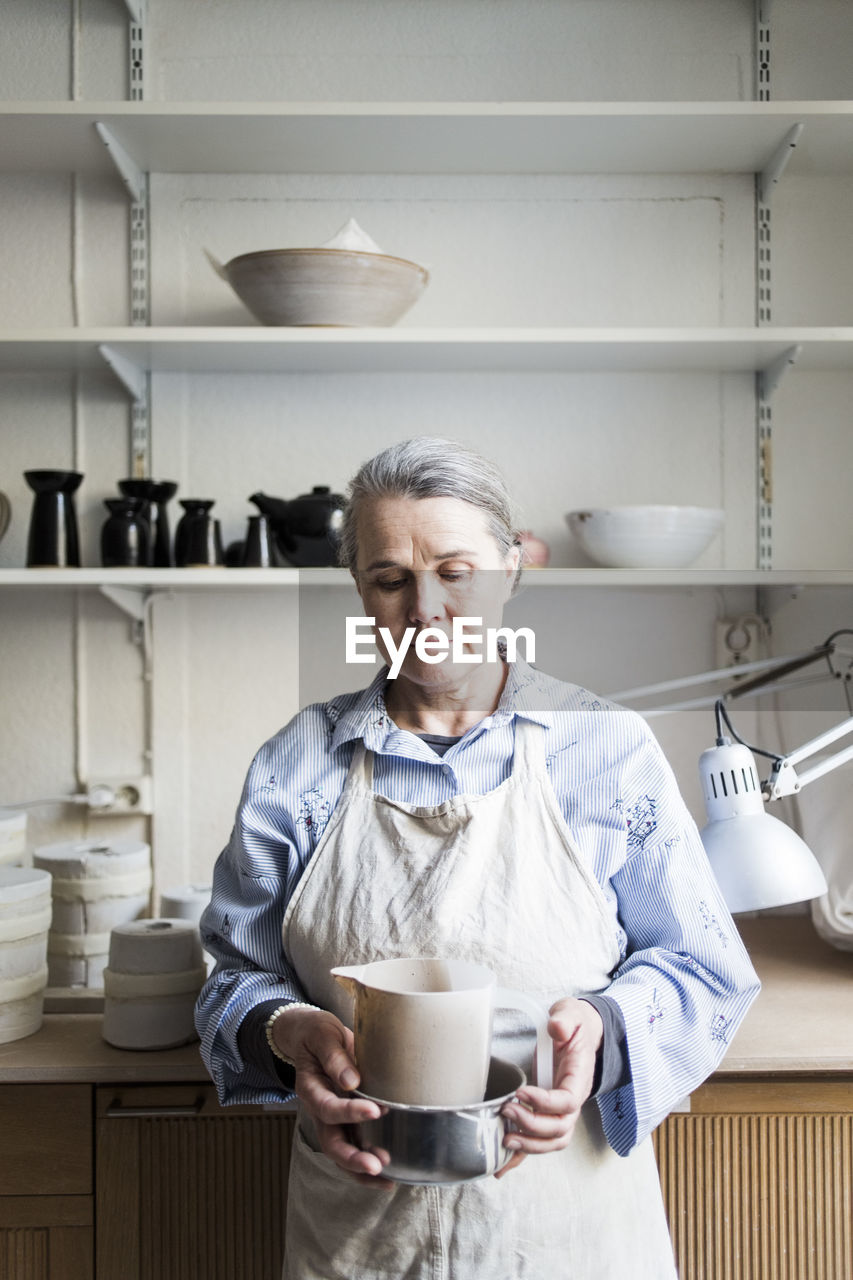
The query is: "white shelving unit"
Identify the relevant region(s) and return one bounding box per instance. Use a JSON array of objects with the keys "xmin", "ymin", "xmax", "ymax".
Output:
[
  {"xmin": 2, "ymin": 101, "xmax": 852, "ymax": 177},
  {"xmin": 2, "ymin": 326, "xmax": 853, "ymax": 380},
  {"xmin": 2, "ymin": 96, "xmax": 852, "ymax": 581}
]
